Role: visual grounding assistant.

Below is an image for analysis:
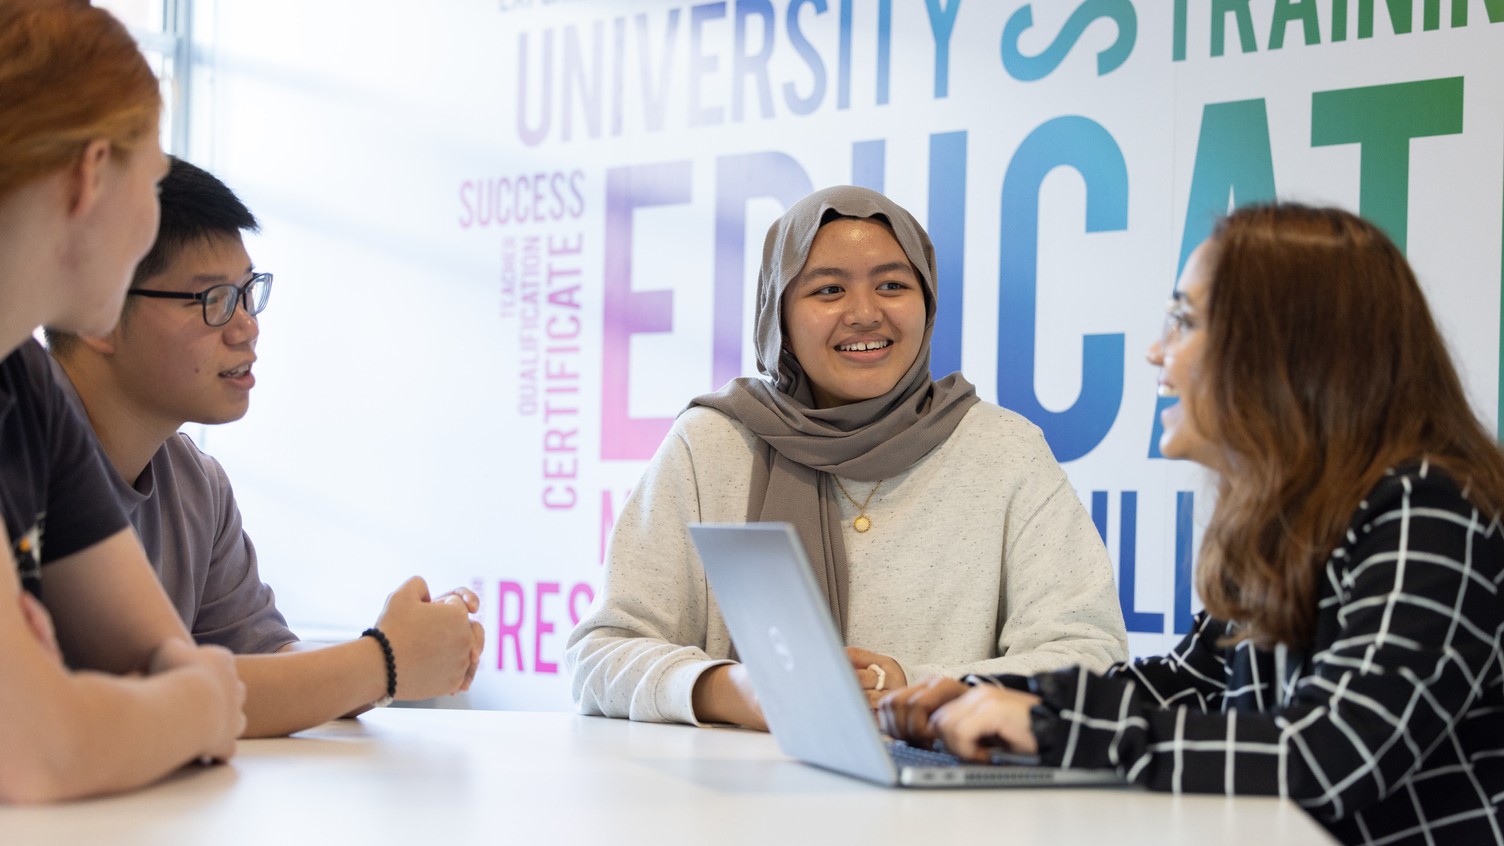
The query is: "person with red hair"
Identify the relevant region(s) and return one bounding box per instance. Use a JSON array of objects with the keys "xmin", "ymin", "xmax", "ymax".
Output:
[{"xmin": 0, "ymin": 0, "xmax": 245, "ymax": 802}]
